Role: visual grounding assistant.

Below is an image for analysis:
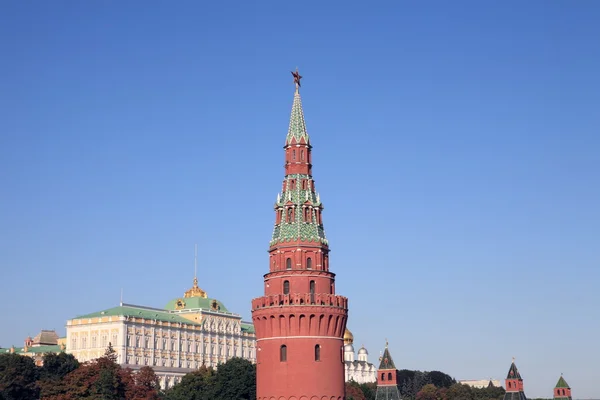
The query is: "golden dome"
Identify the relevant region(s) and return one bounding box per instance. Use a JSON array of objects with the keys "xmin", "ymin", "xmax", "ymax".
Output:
[
  {"xmin": 184, "ymin": 277, "xmax": 208, "ymax": 299},
  {"xmin": 343, "ymin": 327, "xmax": 354, "ymax": 345}
]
